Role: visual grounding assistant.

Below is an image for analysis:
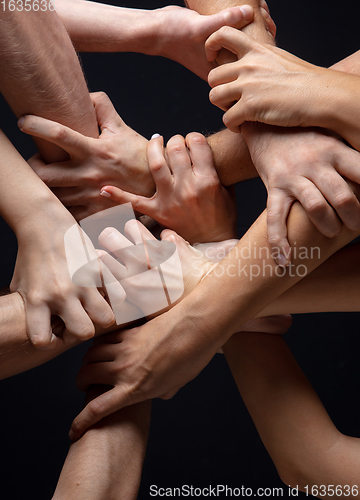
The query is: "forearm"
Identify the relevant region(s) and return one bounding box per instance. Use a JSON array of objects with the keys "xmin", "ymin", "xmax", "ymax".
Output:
[
  {"xmin": 187, "ymin": 0, "xmax": 272, "ymax": 185},
  {"xmin": 186, "ymin": 0, "xmax": 273, "ymax": 45},
  {"xmin": 223, "ymin": 333, "xmax": 360, "ymax": 492},
  {"xmin": 207, "ymin": 128, "xmax": 258, "ymax": 185},
  {"xmin": 53, "ymin": 391, "xmax": 151, "ymax": 500},
  {"xmin": 259, "ymin": 242, "xmax": 360, "ymax": 316},
  {"xmin": 0, "ymin": 290, "xmax": 121, "ymax": 380},
  {"xmin": 0, "ymin": 7, "xmax": 97, "ymax": 162},
  {"xmin": 171, "ymin": 187, "xmax": 360, "ymax": 349},
  {"xmin": 0, "ymin": 129, "xmax": 71, "ymax": 234},
  {"xmin": 54, "ymin": 0, "xmax": 158, "ymax": 54}
]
